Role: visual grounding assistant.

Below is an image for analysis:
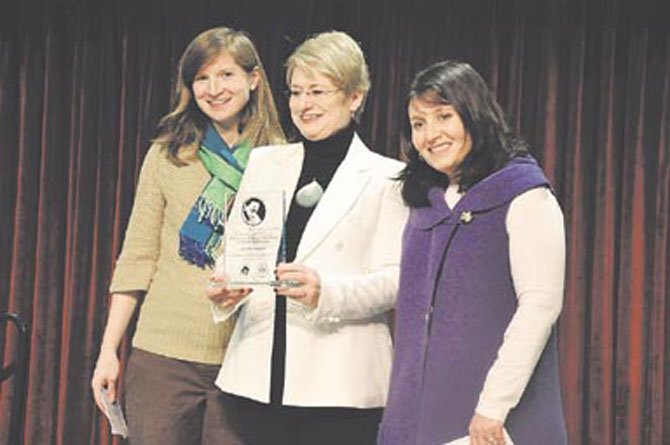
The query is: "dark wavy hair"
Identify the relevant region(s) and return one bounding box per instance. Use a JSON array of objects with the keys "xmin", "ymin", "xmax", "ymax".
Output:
[{"xmin": 400, "ymin": 60, "xmax": 528, "ymax": 208}]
